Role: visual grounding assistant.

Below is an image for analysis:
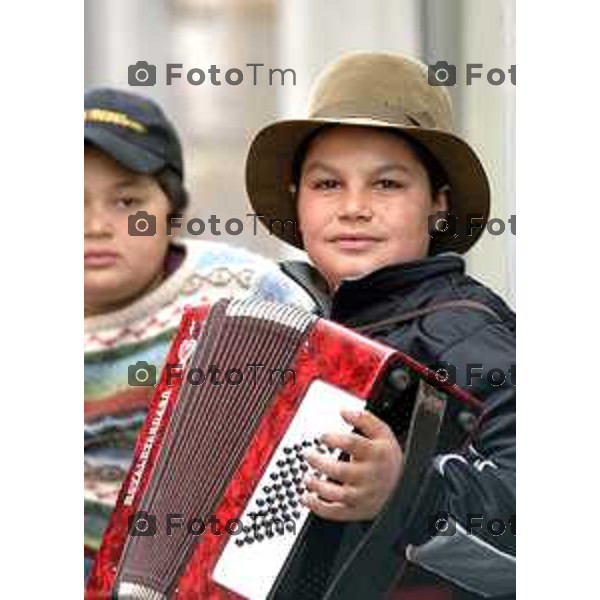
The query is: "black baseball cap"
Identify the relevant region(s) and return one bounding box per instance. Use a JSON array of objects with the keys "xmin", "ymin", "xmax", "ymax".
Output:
[{"xmin": 84, "ymin": 88, "xmax": 184, "ymax": 178}]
